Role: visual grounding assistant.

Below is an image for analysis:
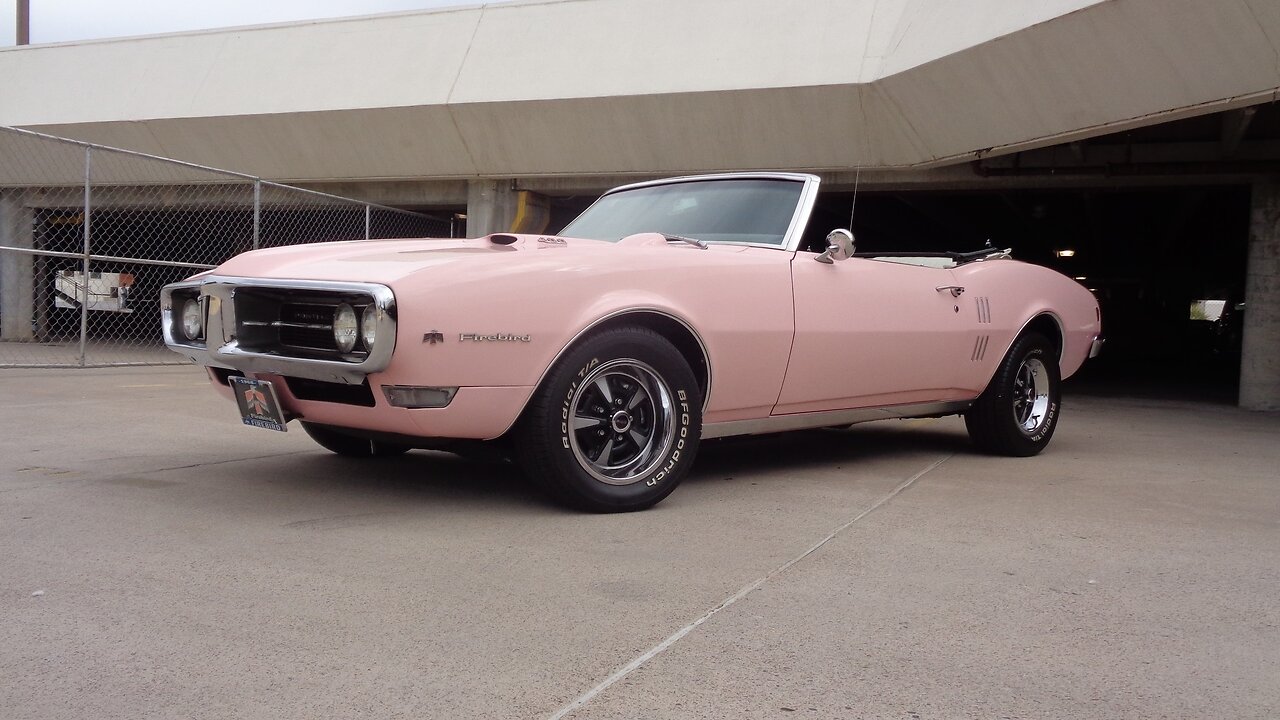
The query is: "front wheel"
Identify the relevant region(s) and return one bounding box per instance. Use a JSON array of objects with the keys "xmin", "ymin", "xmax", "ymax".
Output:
[
  {"xmin": 964, "ymin": 332, "xmax": 1062, "ymax": 456},
  {"xmin": 515, "ymin": 327, "xmax": 702, "ymax": 512}
]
